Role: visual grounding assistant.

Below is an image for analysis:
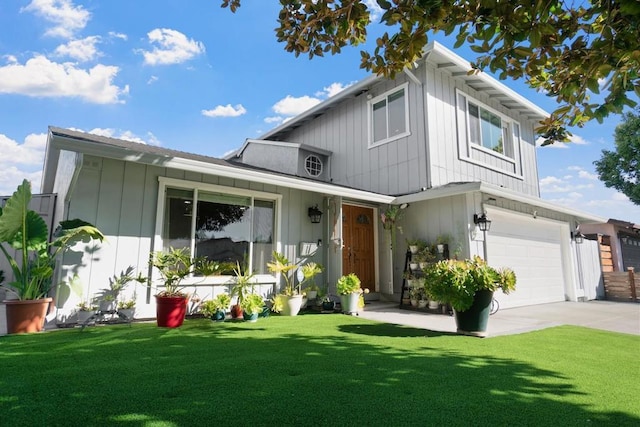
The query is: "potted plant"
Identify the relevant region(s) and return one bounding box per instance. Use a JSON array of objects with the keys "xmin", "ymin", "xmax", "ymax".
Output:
[
  {"xmin": 0, "ymin": 180, "xmax": 105, "ymax": 334},
  {"xmin": 230, "ymin": 262, "xmax": 255, "ymax": 319},
  {"xmin": 300, "ymin": 262, "xmax": 322, "ymax": 298},
  {"xmin": 267, "ymin": 251, "xmax": 305, "ymax": 316},
  {"xmin": 200, "ymin": 293, "xmax": 231, "ymax": 322},
  {"xmin": 117, "ymin": 299, "xmax": 136, "ymax": 320},
  {"xmin": 336, "ymin": 273, "xmax": 362, "ymax": 314},
  {"xmin": 423, "ymin": 256, "xmax": 516, "ymax": 337},
  {"xmin": 240, "ymin": 293, "xmax": 264, "ymax": 322},
  {"xmin": 76, "ymin": 301, "xmax": 96, "ymax": 325},
  {"xmin": 435, "ymin": 234, "xmax": 451, "ymax": 257},
  {"xmin": 149, "ymin": 247, "xmax": 196, "ymax": 328}
]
